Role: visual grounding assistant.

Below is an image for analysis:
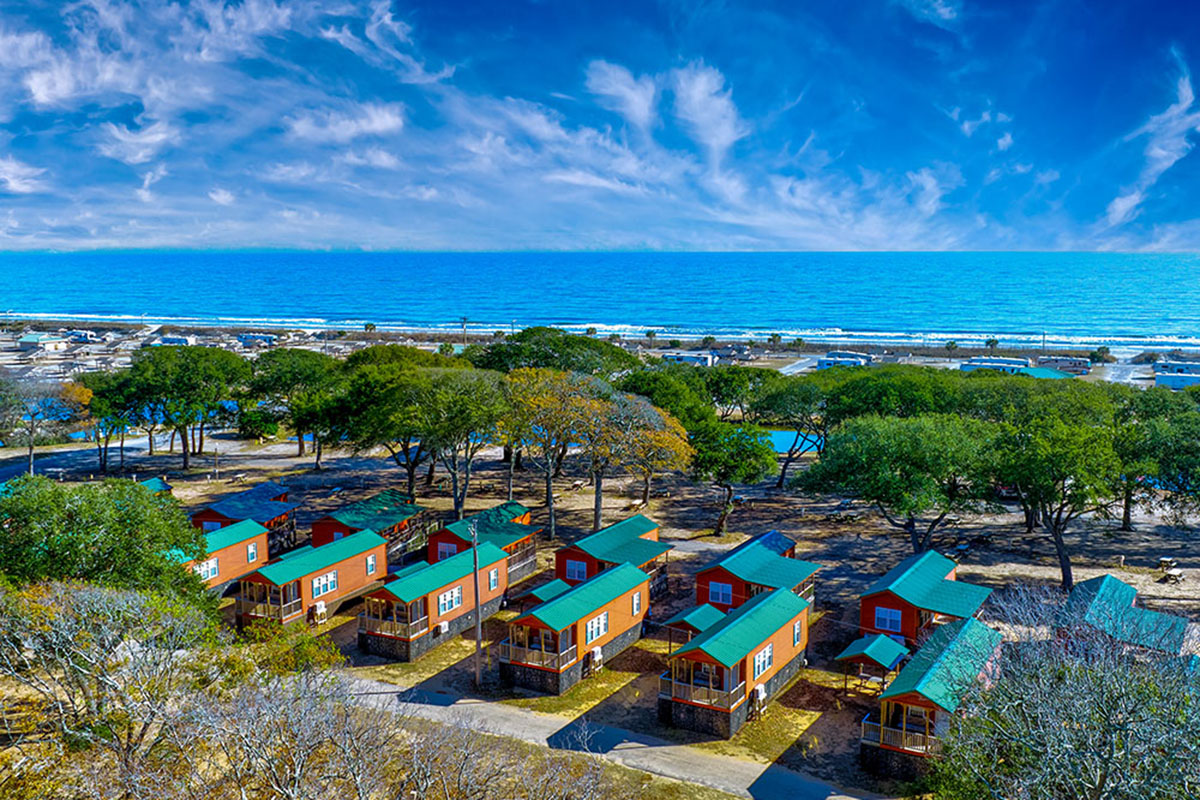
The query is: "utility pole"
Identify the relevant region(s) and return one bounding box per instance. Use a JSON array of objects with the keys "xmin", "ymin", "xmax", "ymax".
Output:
[
  {"xmin": 460, "ymin": 316, "xmax": 469, "ymax": 347},
  {"xmin": 470, "ymin": 521, "xmax": 483, "ymax": 688},
  {"xmin": 214, "ymin": 446, "xmax": 220, "ymax": 481}
]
